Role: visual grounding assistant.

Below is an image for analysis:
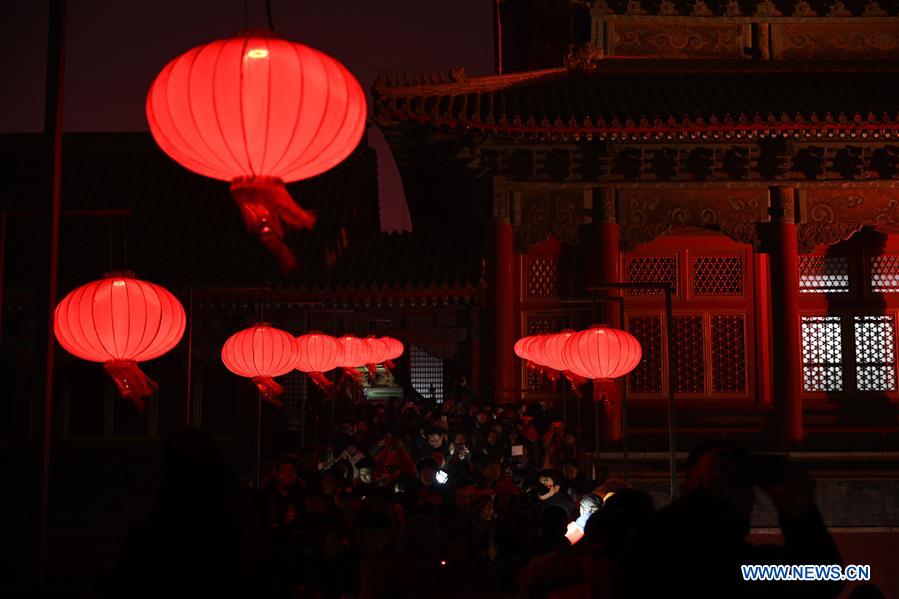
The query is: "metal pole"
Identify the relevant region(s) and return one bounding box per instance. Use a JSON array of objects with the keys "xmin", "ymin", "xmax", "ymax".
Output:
[
  {"xmin": 185, "ymin": 289, "xmax": 193, "ymax": 426},
  {"xmin": 255, "ymin": 390, "xmax": 262, "ymax": 487},
  {"xmin": 39, "ymin": 0, "xmax": 66, "ymax": 581},
  {"xmin": 620, "ymin": 296, "xmax": 629, "ymax": 483},
  {"xmin": 664, "ymin": 286, "xmax": 676, "ymax": 499},
  {"xmin": 0, "ymin": 212, "xmax": 6, "ymax": 344}
]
